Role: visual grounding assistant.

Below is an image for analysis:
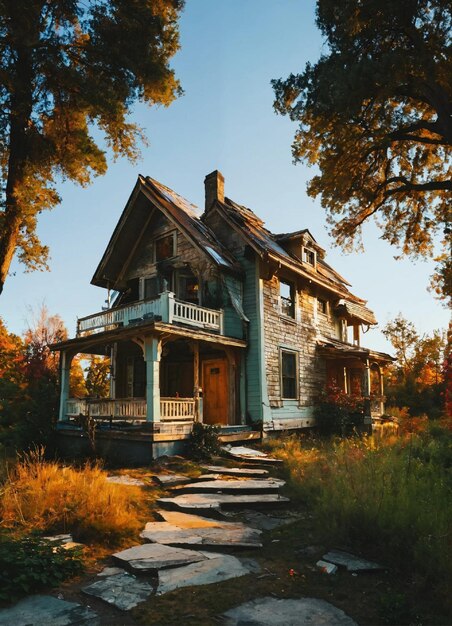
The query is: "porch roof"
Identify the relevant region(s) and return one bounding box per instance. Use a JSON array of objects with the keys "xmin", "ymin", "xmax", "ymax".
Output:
[
  {"xmin": 51, "ymin": 320, "xmax": 247, "ymax": 354},
  {"xmin": 317, "ymin": 336, "xmax": 394, "ymax": 363}
]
